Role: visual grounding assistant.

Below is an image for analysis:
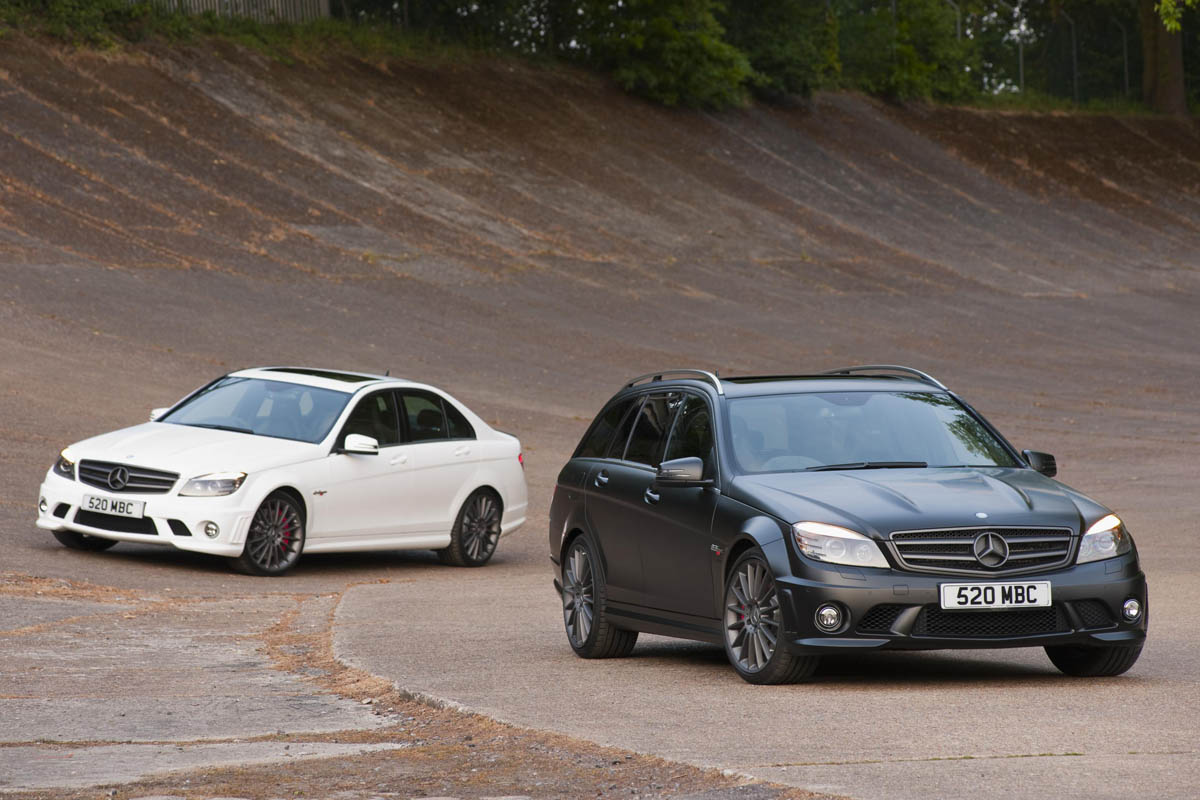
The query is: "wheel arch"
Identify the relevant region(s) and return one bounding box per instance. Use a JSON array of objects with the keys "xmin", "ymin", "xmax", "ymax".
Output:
[{"xmin": 263, "ymin": 485, "xmax": 308, "ymax": 524}]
